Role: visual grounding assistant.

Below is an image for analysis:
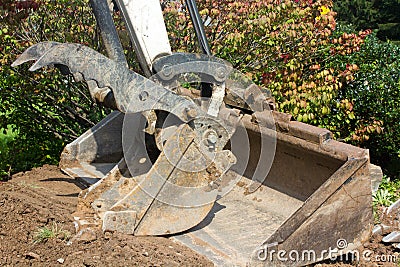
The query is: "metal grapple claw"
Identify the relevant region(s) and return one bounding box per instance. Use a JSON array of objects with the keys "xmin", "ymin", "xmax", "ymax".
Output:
[
  {"xmin": 14, "ymin": 42, "xmax": 212, "ymax": 123},
  {"xmin": 13, "ymin": 41, "xmax": 241, "ymax": 236}
]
